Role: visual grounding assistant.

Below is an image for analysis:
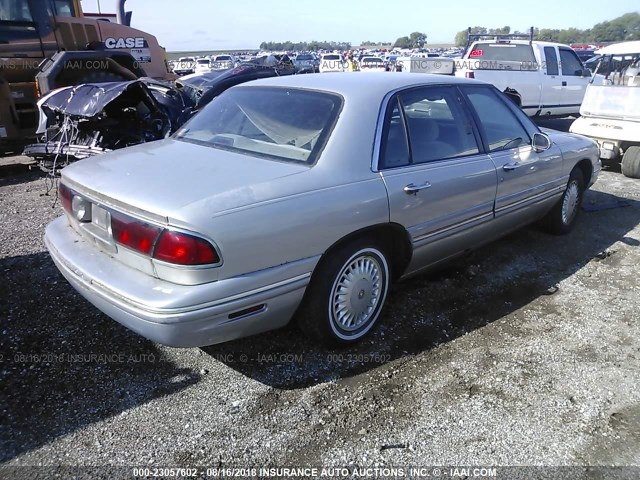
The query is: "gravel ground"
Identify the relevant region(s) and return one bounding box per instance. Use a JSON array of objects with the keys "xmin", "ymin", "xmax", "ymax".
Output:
[{"xmin": 1, "ymin": 155, "xmax": 639, "ymax": 475}]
